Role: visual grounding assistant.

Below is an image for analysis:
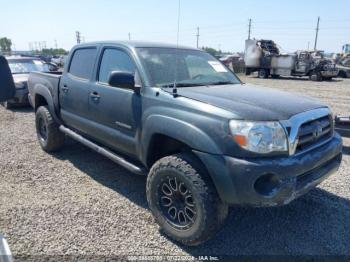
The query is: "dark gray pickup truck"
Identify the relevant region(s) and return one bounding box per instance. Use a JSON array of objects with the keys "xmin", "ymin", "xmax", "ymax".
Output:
[{"xmin": 24, "ymin": 42, "xmax": 342, "ymax": 245}]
